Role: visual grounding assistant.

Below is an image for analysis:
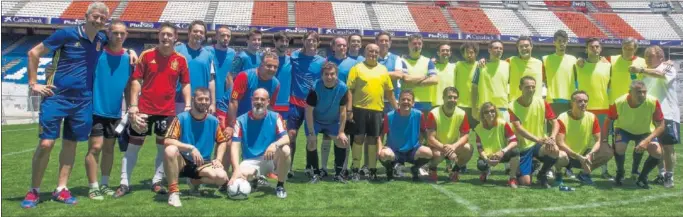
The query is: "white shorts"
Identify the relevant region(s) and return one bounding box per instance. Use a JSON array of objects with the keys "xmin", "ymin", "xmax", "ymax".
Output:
[{"xmin": 239, "ymin": 156, "xmax": 275, "ymax": 177}]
